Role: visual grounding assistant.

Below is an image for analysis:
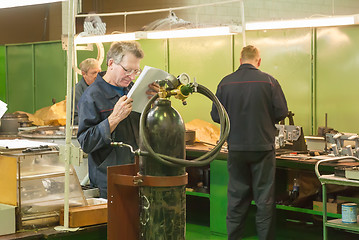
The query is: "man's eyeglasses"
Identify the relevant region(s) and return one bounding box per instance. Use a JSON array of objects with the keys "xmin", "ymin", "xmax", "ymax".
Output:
[{"xmin": 118, "ymin": 63, "xmax": 142, "ymax": 76}]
